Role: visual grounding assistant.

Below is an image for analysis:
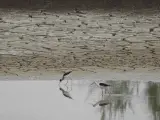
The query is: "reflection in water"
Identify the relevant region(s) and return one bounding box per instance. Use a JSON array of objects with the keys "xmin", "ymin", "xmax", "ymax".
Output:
[
  {"xmin": 0, "ymin": 79, "xmax": 160, "ymax": 120},
  {"xmin": 146, "ymin": 82, "xmax": 160, "ymax": 120},
  {"xmin": 58, "ymin": 79, "xmax": 160, "ymax": 120},
  {"xmin": 59, "ymin": 87, "xmax": 73, "ymax": 99},
  {"xmin": 92, "ymin": 99, "xmax": 110, "ymax": 107},
  {"xmin": 59, "ymin": 71, "xmax": 73, "ymax": 99},
  {"xmin": 87, "ymin": 80, "xmax": 135, "ymax": 120},
  {"xmin": 59, "ymin": 79, "xmax": 136, "ymax": 120}
]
